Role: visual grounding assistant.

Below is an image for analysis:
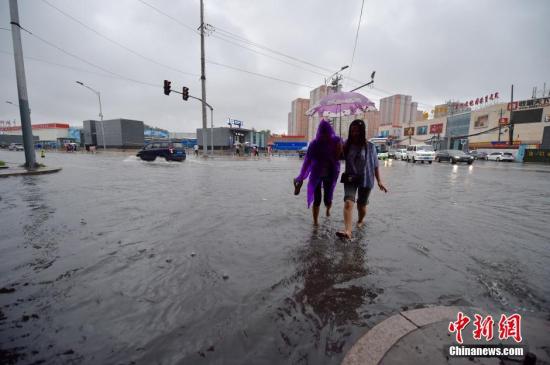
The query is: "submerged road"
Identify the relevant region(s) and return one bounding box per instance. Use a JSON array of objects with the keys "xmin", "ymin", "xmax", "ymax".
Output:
[{"xmin": 1, "ymin": 151, "xmax": 549, "ymax": 364}]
